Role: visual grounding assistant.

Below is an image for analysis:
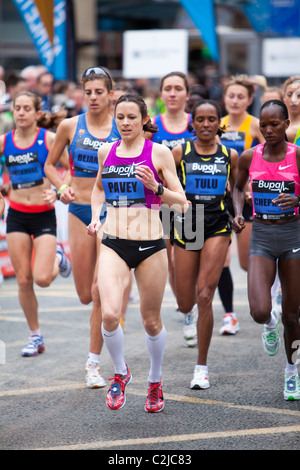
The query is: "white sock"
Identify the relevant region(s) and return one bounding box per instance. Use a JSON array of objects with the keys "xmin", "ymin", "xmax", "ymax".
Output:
[
  {"xmin": 30, "ymin": 329, "xmax": 41, "ymax": 337},
  {"xmin": 285, "ymin": 362, "xmax": 298, "ymax": 377},
  {"xmin": 145, "ymin": 325, "xmax": 167, "ymax": 383},
  {"xmin": 101, "ymin": 324, "xmax": 127, "ymax": 375},
  {"xmin": 195, "ymin": 364, "xmax": 208, "ymax": 373},
  {"xmin": 88, "ymin": 352, "xmax": 100, "ymax": 364},
  {"xmin": 265, "ymin": 310, "xmax": 278, "ymax": 329}
]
